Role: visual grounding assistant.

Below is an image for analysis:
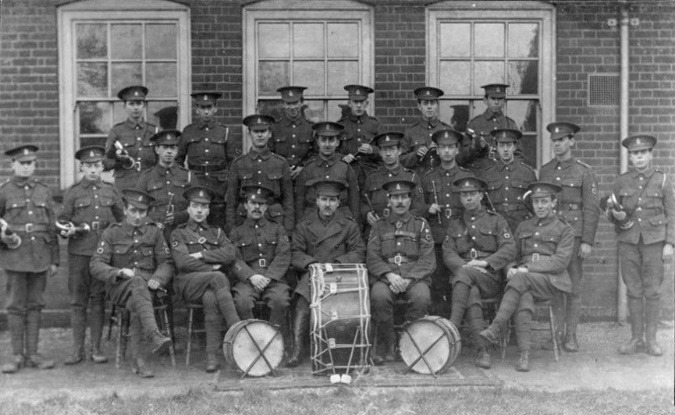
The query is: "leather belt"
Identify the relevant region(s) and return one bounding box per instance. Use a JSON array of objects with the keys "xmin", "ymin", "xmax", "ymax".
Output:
[
  {"xmin": 387, "ymin": 254, "xmax": 414, "ymax": 265},
  {"xmin": 8, "ymin": 223, "xmax": 49, "ymax": 233},
  {"xmin": 495, "ymin": 203, "xmax": 527, "ymax": 212},
  {"xmin": 188, "ymin": 163, "xmax": 227, "ymax": 173},
  {"xmin": 462, "ymin": 248, "xmax": 492, "ymax": 260},
  {"xmin": 248, "ymin": 258, "xmax": 268, "ymax": 268},
  {"xmin": 85, "ymin": 221, "xmax": 109, "ymax": 231},
  {"xmin": 523, "ymin": 253, "xmax": 550, "ymax": 262},
  {"xmin": 559, "ymin": 203, "xmax": 581, "ymax": 211}
]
